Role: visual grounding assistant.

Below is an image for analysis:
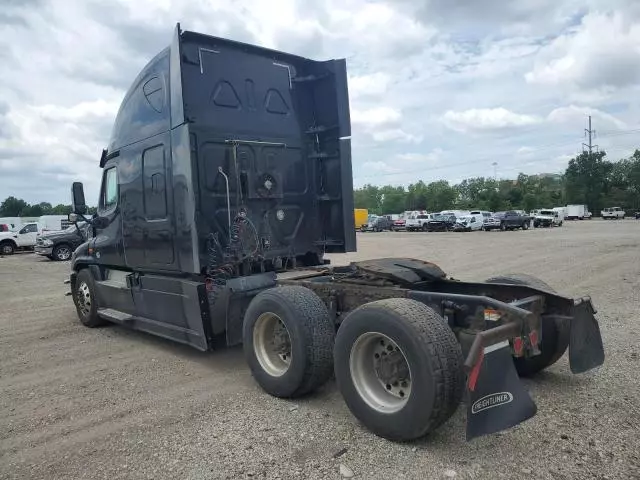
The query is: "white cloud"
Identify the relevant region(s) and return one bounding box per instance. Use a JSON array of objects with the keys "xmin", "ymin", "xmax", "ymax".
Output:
[
  {"xmin": 394, "ymin": 149, "xmax": 443, "ymax": 164},
  {"xmin": 442, "ymin": 108, "xmax": 542, "ymax": 133},
  {"xmin": 351, "ymin": 106, "xmax": 401, "ymax": 128},
  {"xmin": 371, "ymin": 129, "xmax": 422, "ymax": 144},
  {"xmin": 547, "ymin": 106, "xmax": 628, "ymax": 130},
  {"xmin": 525, "ymin": 11, "xmax": 640, "ymax": 94},
  {"xmin": 348, "ymin": 72, "xmax": 391, "ymax": 99}
]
